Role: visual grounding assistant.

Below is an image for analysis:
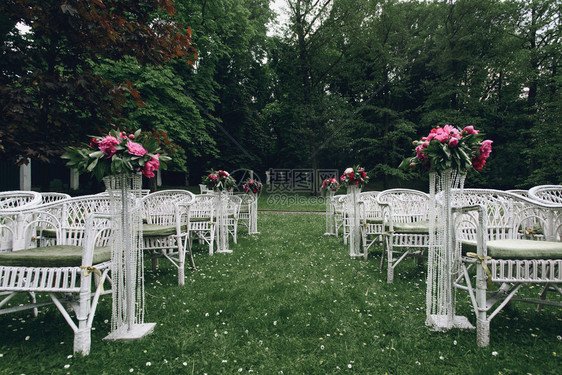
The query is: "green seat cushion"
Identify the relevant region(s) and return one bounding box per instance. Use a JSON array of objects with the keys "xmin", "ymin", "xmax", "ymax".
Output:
[
  {"xmin": 190, "ymin": 217, "xmax": 212, "ymax": 223},
  {"xmin": 142, "ymin": 224, "xmax": 187, "ymax": 237},
  {"xmin": 365, "ymin": 218, "xmax": 383, "ymax": 225},
  {"xmin": 0, "ymin": 245, "xmax": 111, "ymax": 267},
  {"xmin": 239, "ymin": 206, "xmax": 249, "ymax": 213},
  {"xmin": 392, "ymin": 220, "xmax": 432, "ymax": 234},
  {"xmin": 462, "ymin": 239, "xmax": 562, "ymax": 259}
]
